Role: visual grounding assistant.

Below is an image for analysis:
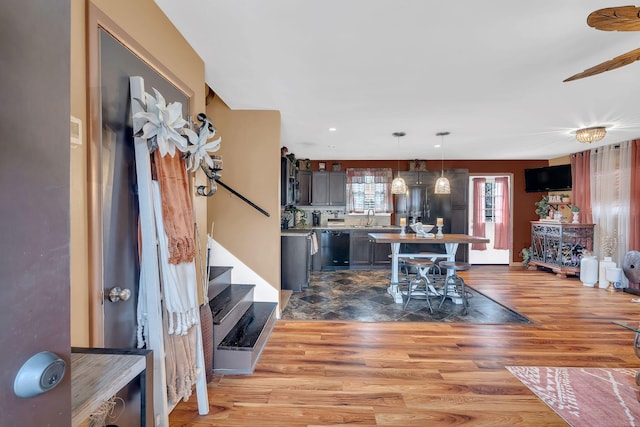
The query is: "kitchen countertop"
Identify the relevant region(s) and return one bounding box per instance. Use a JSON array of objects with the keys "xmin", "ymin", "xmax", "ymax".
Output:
[
  {"xmin": 282, "ymin": 225, "xmax": 401, "ymax": 233},
  {"xmin": 281, "ymin": 230, "xmax": 314, "ymax": 237}
]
